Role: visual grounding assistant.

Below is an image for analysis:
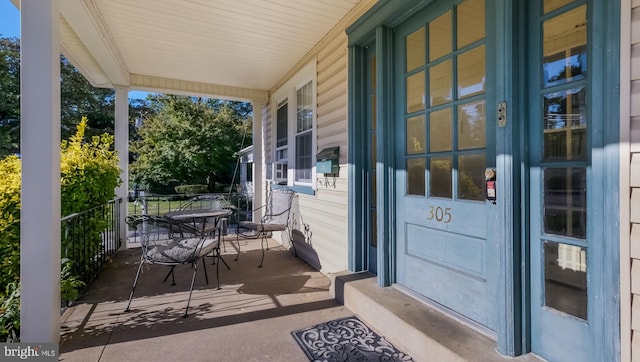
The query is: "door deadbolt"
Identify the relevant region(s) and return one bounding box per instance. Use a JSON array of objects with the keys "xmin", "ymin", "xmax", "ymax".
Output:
[{"xmin": 497, "ymin": 102, "xmax": 507, "ymax": 128}]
